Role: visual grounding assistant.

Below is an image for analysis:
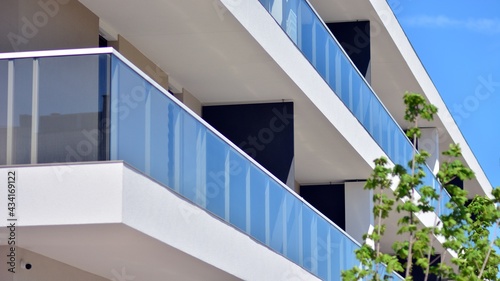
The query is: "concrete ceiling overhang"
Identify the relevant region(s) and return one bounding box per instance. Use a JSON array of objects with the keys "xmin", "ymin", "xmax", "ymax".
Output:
[{"xmin": 15, "ymin": 224, "xmax": 240, "ymax": 281}]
